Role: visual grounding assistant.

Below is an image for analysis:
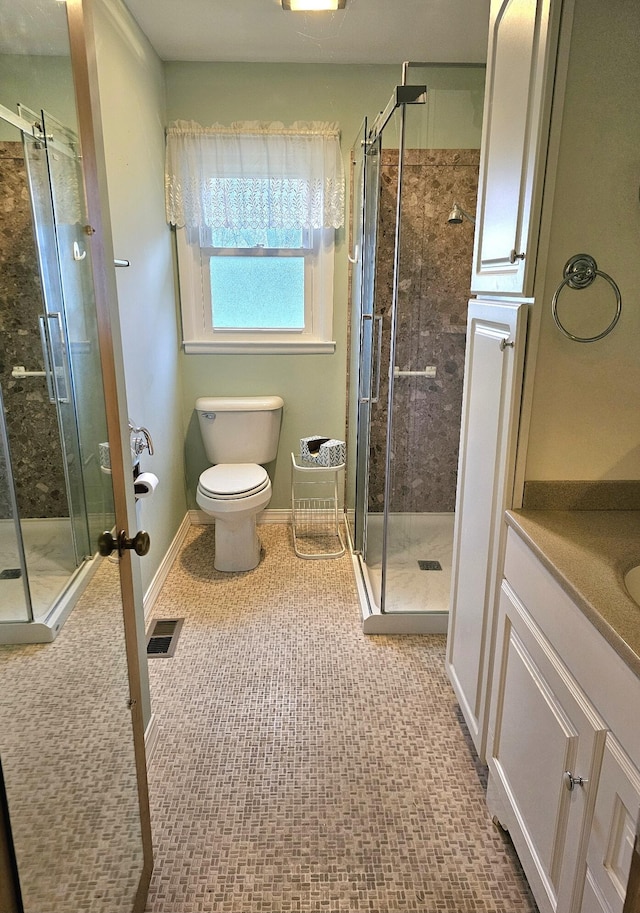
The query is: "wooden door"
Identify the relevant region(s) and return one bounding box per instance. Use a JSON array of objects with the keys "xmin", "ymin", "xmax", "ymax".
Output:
[{"xmin": 0, "ymin": 1, "xmax": 152, "ymax": 910}]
